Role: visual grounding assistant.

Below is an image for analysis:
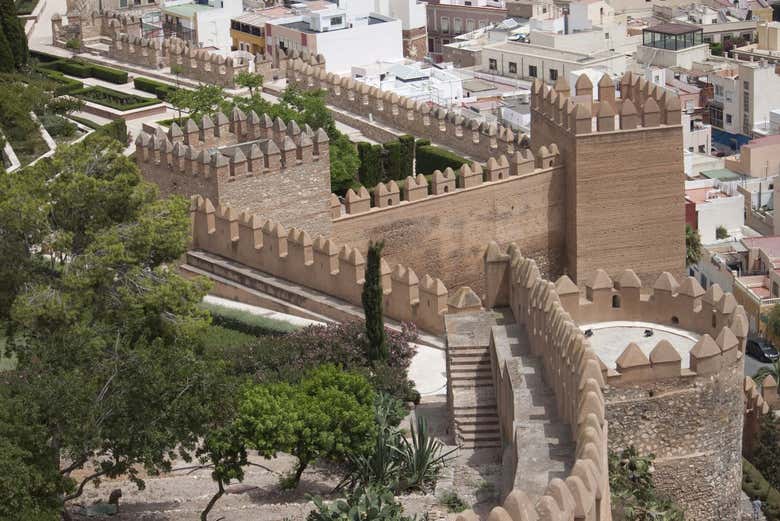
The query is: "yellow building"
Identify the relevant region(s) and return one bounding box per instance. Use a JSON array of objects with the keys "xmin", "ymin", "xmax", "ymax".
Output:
[{"xmin": 231, "ymin": 12, "xmax": 267, "ymax": 54}]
